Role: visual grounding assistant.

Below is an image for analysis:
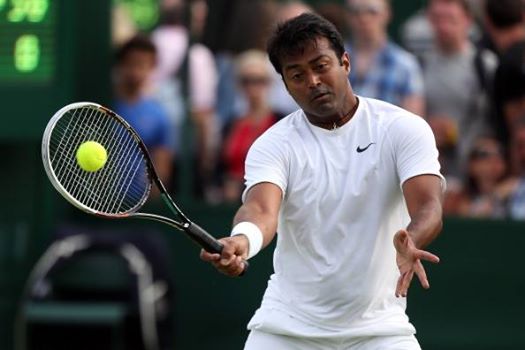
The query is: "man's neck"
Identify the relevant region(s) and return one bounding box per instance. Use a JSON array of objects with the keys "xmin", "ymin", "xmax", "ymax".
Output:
[{"xmin": 307, "ymin": 95, "xmax": 359, "ymax": 130}]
